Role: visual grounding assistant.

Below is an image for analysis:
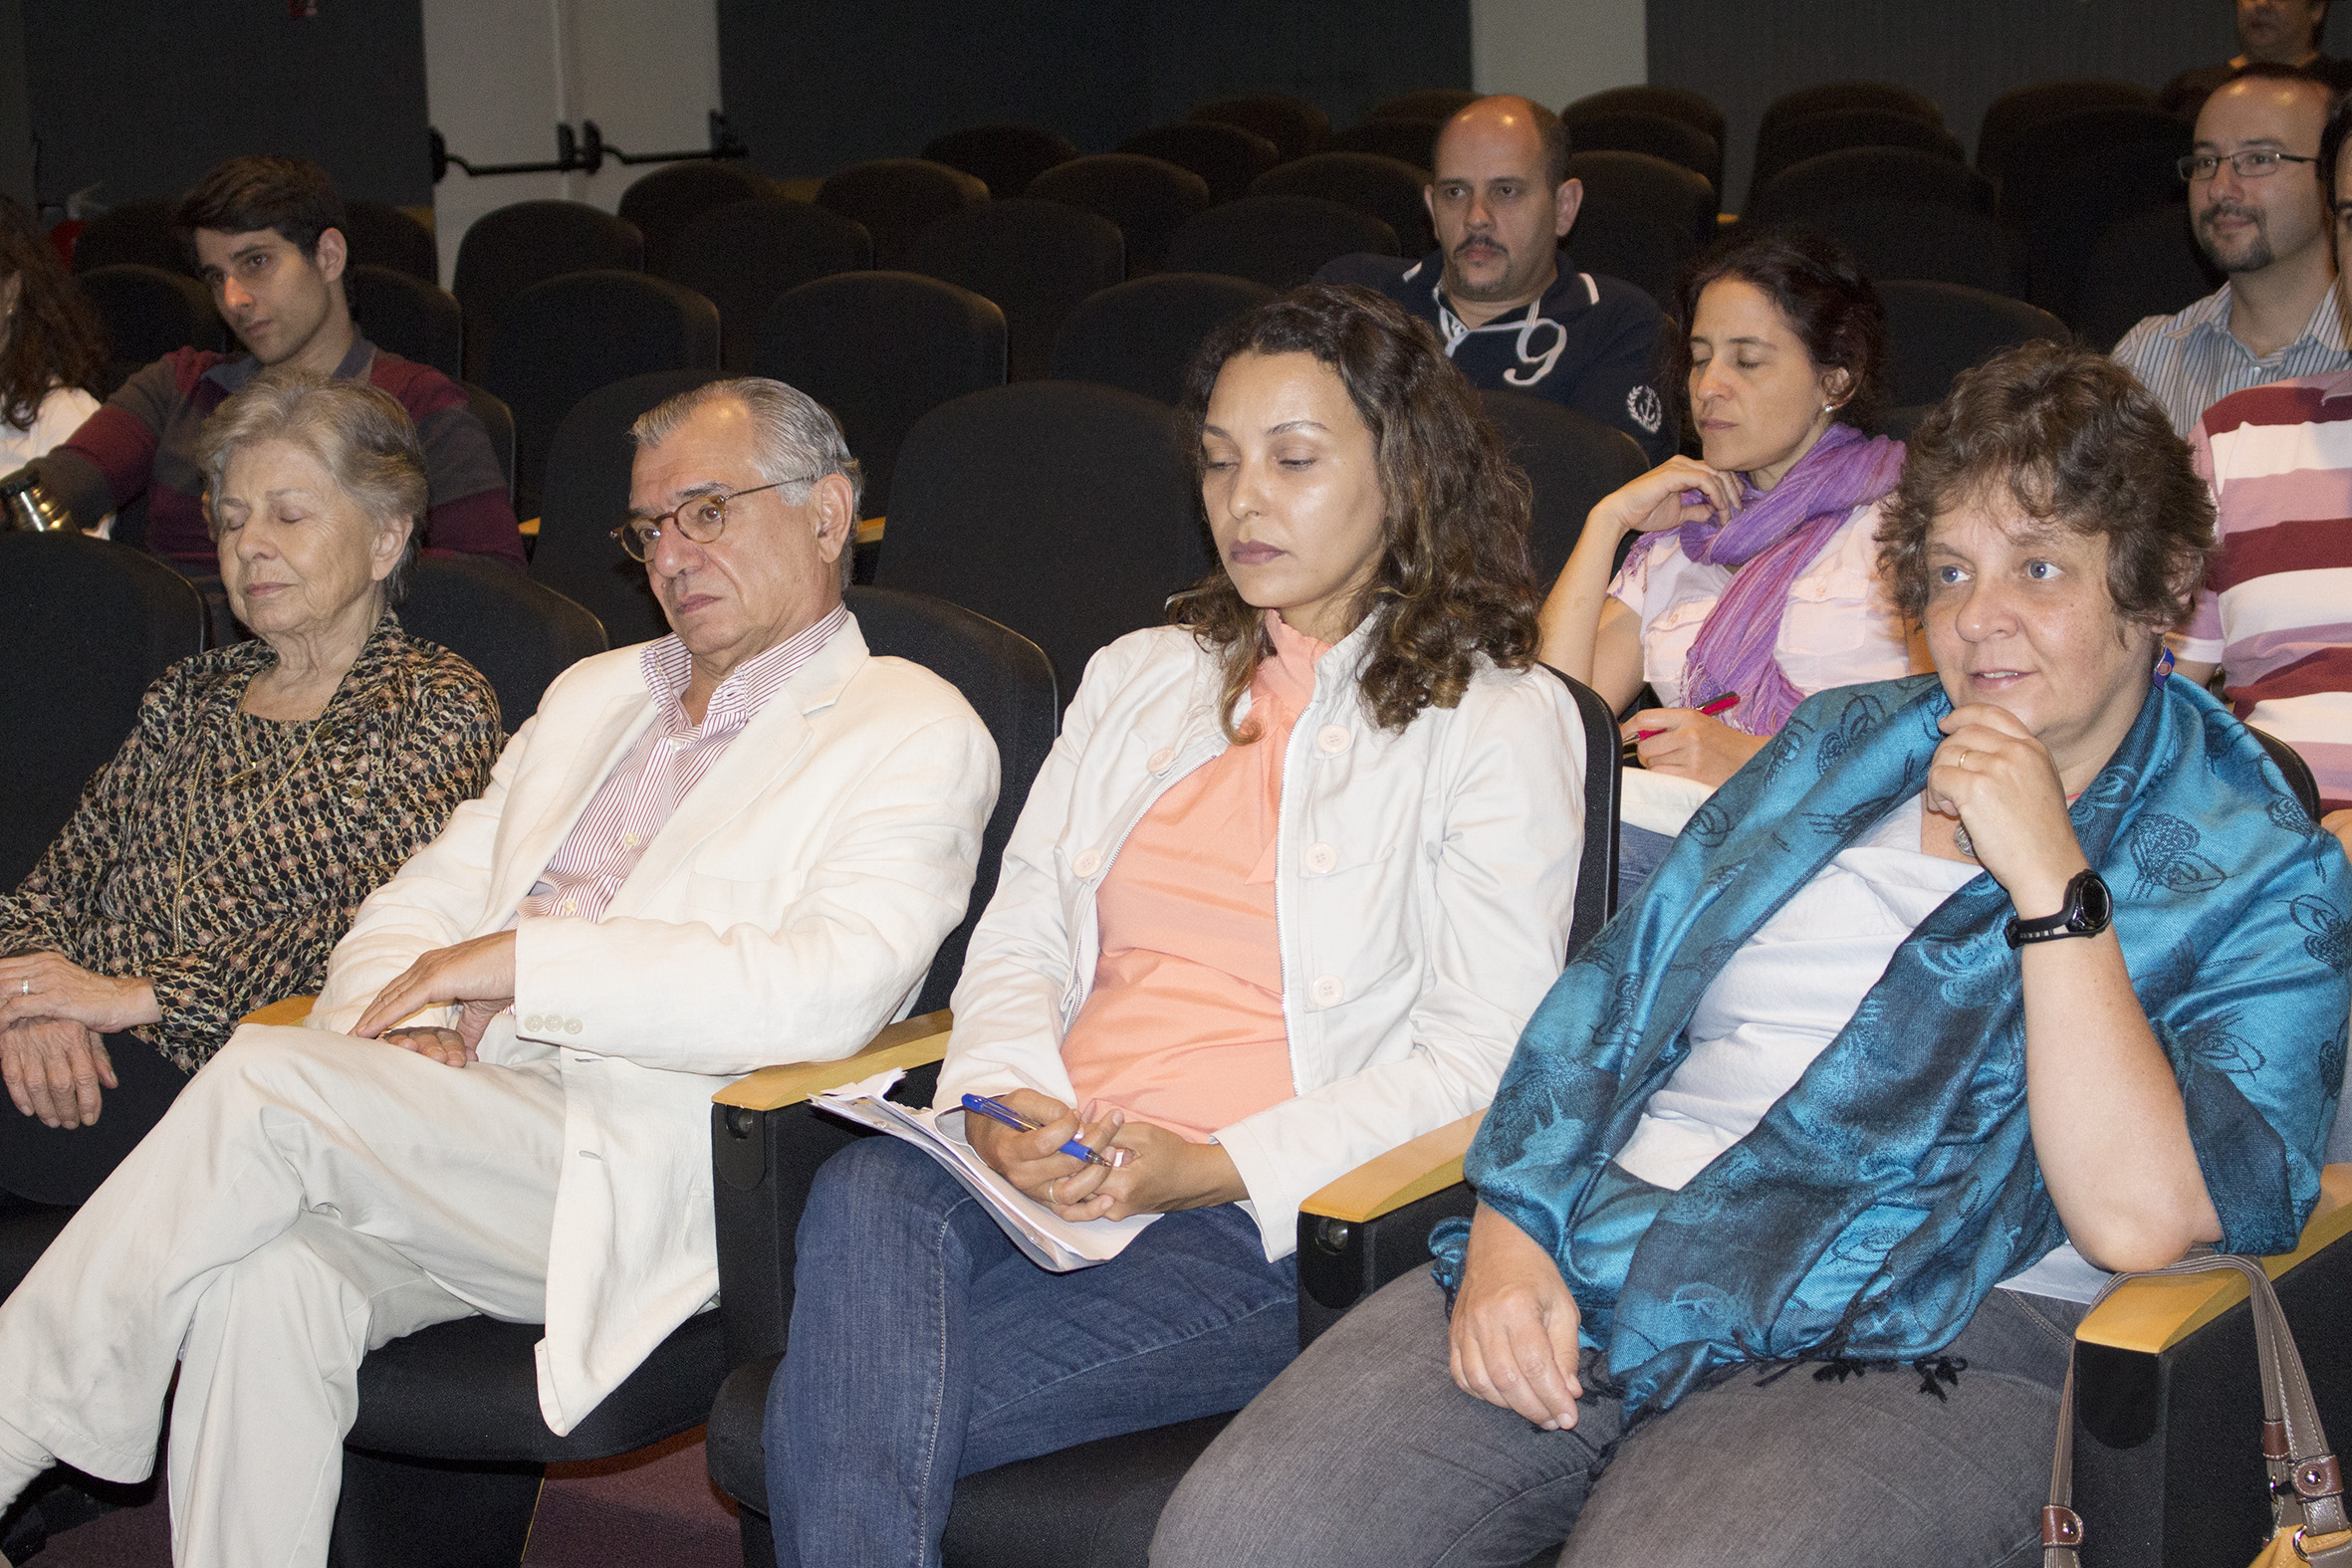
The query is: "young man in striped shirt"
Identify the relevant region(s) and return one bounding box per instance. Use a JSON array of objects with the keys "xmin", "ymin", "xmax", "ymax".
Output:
[
  {"xmin": 2113, "ymin": 66, "xmax": 2349, "ymax": 437},
  {"xmin": 2178, "ymin": 94, "xmax": 2352, "ymax": 854}
]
